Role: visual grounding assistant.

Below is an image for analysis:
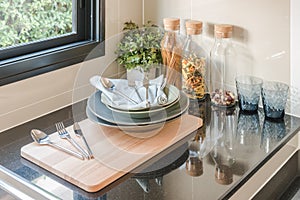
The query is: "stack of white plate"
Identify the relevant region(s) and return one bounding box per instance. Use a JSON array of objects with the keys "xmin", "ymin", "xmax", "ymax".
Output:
[{"xmin": 86, "ymin": 84, "xmax": 189, "ymax": 137}]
